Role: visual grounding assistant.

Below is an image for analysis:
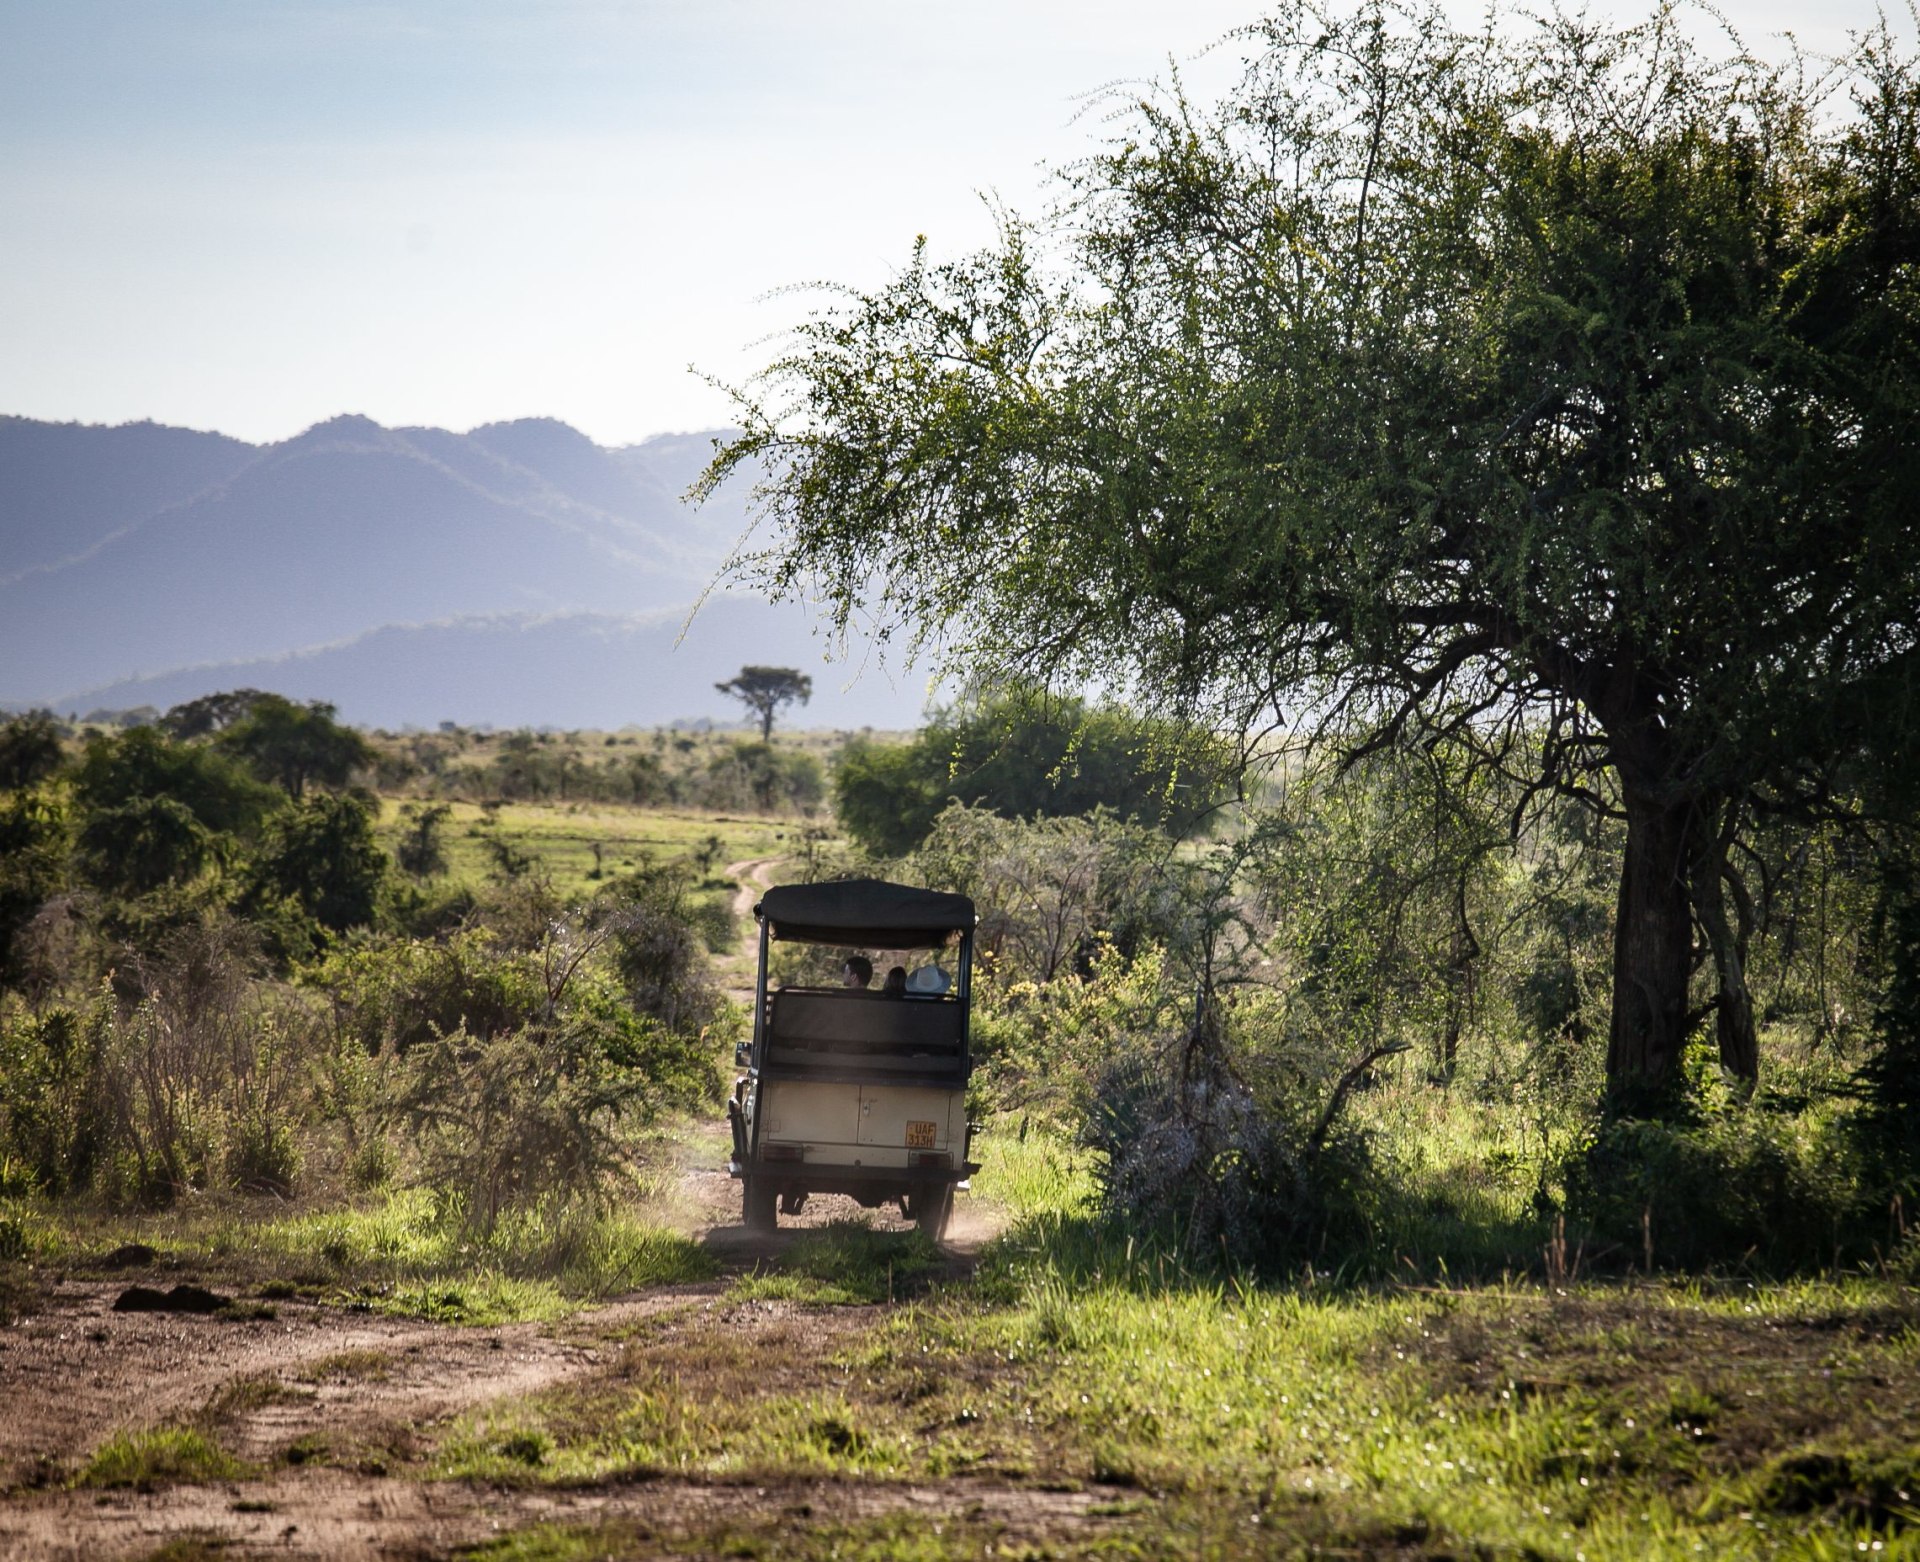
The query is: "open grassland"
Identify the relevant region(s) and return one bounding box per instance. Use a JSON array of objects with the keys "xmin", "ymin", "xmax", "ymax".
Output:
[{"xmin": 368, "ymin": 796, "xmax": 795, "ymax": 902}]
